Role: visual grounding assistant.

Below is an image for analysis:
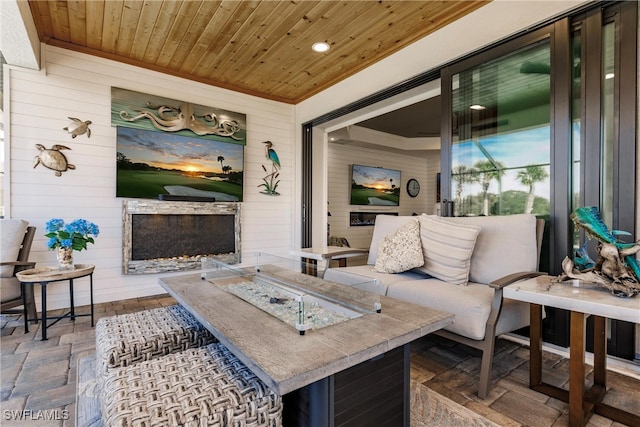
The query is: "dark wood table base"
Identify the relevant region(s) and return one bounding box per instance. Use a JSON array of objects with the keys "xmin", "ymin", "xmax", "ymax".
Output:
[
  {"xmin": 529, "ymin": 304, "xmax": 640, "ymax": 427},
  {"xmin": 283, "ymin": 344, "xmax": 409, "ymax": 427}
]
